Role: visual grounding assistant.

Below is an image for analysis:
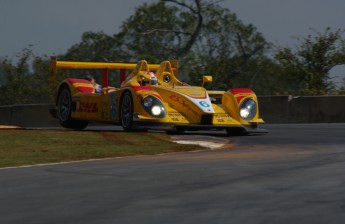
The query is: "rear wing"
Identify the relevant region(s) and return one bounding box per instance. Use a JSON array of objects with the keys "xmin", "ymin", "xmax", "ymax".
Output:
[{"xmin": 49, "ymin": 56, "xmax": 178, "ymax": 88}]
